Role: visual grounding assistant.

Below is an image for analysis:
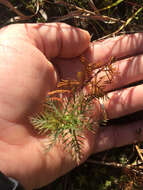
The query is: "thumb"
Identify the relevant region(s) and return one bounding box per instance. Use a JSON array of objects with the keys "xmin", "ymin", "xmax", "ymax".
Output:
[
  {"xmin": 31, "ymin": 22, "xmax": 91, "ymax": 58},
  {"xmin": 0, "ymin": 23, "xmax": 91, "ymax": 59}
]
